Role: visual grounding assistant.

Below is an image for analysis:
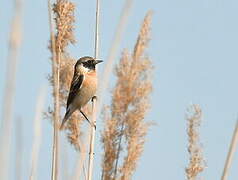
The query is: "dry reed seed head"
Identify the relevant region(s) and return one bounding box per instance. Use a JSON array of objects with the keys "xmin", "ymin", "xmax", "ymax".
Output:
[
  {"xmin": 101, "ymin": 109, "xmax": 122, "ymax": 180},
  {"xmin": 101, "ymin": 11, "xmax": 153, "ymax": 180},
  {"xmin": 53, "ymin": 0, "xmax": 76, "ymax": 53},
  {"xmin": 119, "ymin": 121, "xmax": 149, "ymax": 180},
  {"xmin": 133, "ymin": 11, "xmax": 152, "ymax": 60},
  {"xmin": 65, "ymin": 111, "xmax": 81, "ymax": 150},
  {"xmin": 58, "ymin": 55, "xmax": 76, "ymax": 106},
  {"xmin": 186, "ymin": 104, "xmax": 206, "ymax": 180}
]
